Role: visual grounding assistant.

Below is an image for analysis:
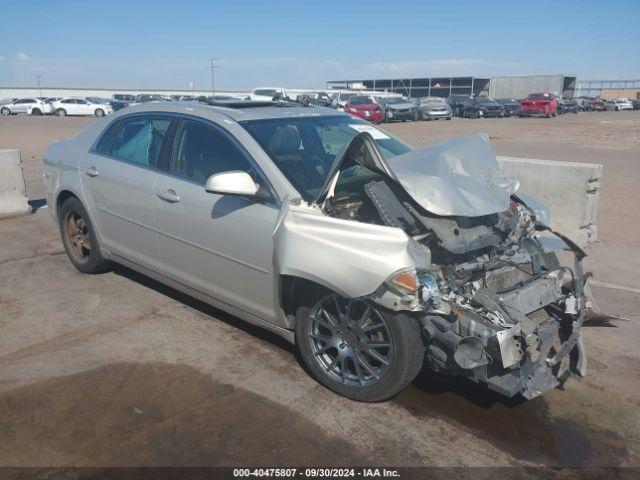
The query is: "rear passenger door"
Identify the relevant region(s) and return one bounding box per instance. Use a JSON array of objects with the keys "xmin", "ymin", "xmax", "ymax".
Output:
[
  {"xmin": 80, "ymin": 114, "xmax": 174, "ymax": 271},
  {"xmin": 75, "ymin": 99, "xmax": 92, "ymax": 115},
  {"xmin": 153, "ymin": 117, "xmax": 280, "ymax": 323}
]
